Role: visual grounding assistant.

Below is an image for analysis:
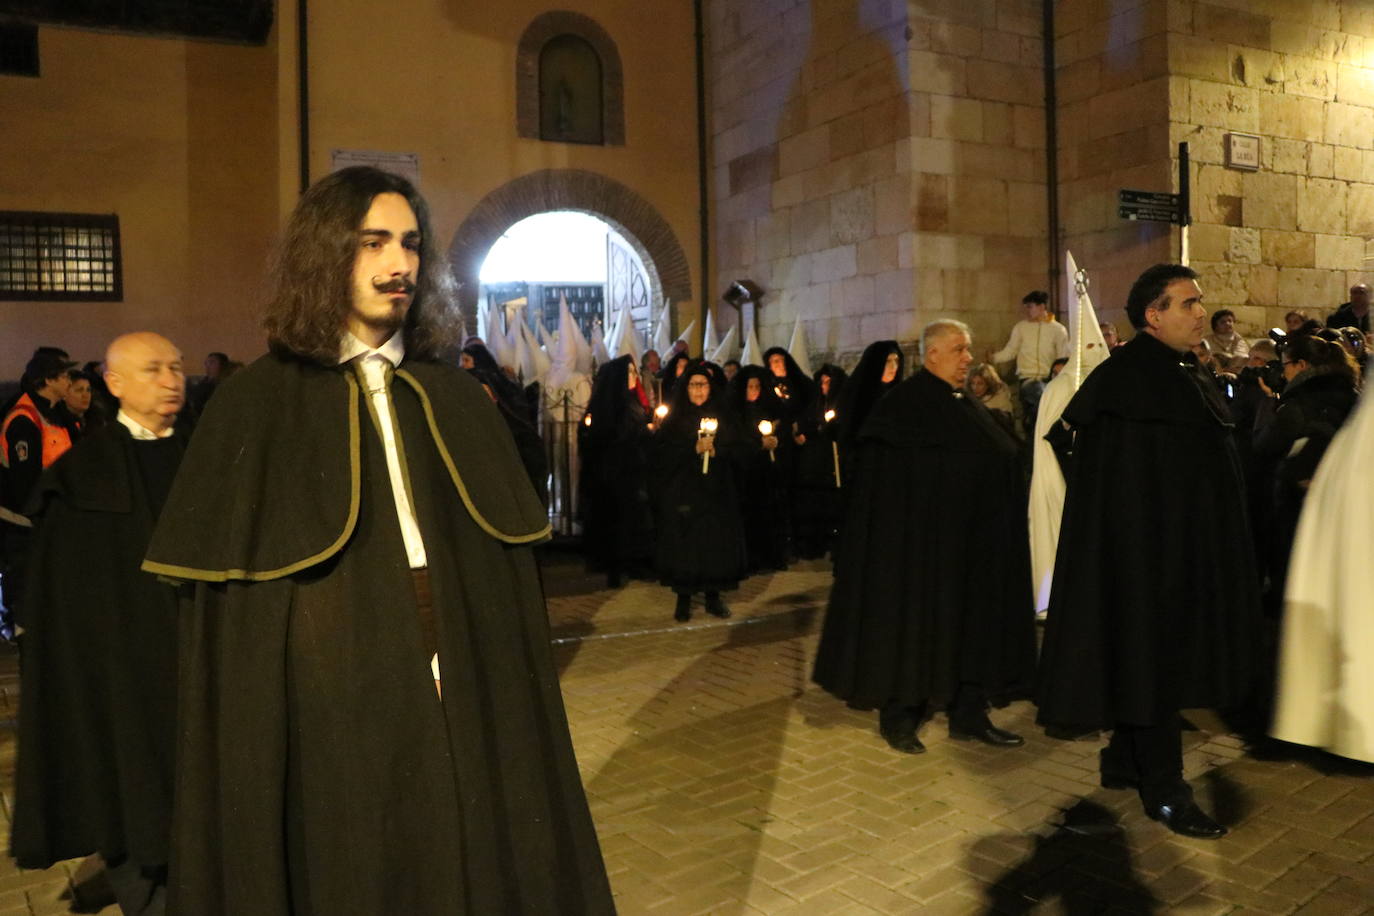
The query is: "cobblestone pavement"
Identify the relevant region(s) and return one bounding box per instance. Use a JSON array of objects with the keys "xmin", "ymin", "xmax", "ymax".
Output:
[{"xmin": 0, "ymin": 553, "xmax": 1370, "ymax": 914}]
